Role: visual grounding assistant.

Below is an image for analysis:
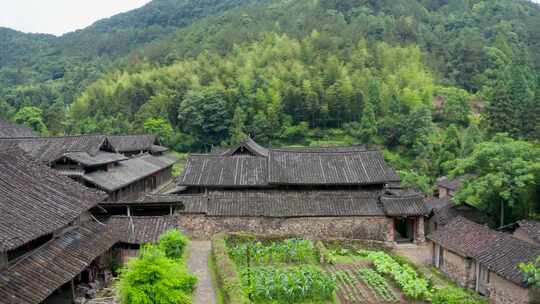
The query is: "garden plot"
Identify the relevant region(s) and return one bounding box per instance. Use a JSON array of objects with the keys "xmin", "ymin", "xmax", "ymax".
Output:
[
  {"xmin": 326, "ymin": 262, "xmax": 404, "ymax": 304},
  {"xmin": 227, "ymin": 237, "xmax": 336, "ymax": 303},
  {"xmin": 323, "ymin": 249, "xmax": 487, "ymax": 304}
]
